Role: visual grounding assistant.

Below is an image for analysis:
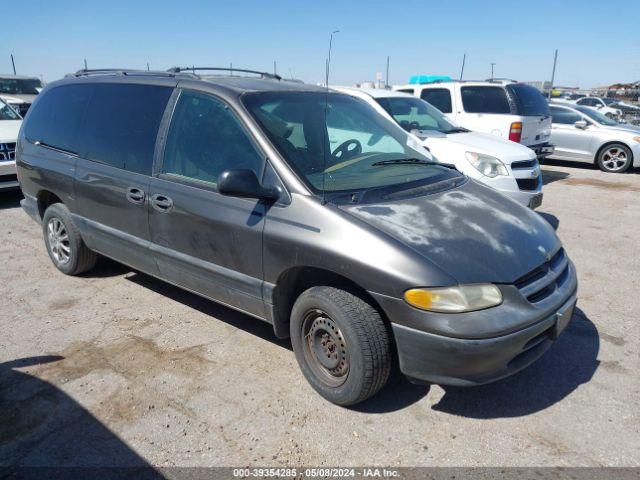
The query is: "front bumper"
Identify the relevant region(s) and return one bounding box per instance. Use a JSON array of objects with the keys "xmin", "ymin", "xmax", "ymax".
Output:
[
  {"xmin": 392, "ymin": 295, "xmax": 576, "ymax": 386},
  {"xmin": 371, "ymin": 258, "xmax": 578, "ymax": 386},
  {"xmin": 0, "ymin": 160, "xmax": 19, "ymax": 191}
]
